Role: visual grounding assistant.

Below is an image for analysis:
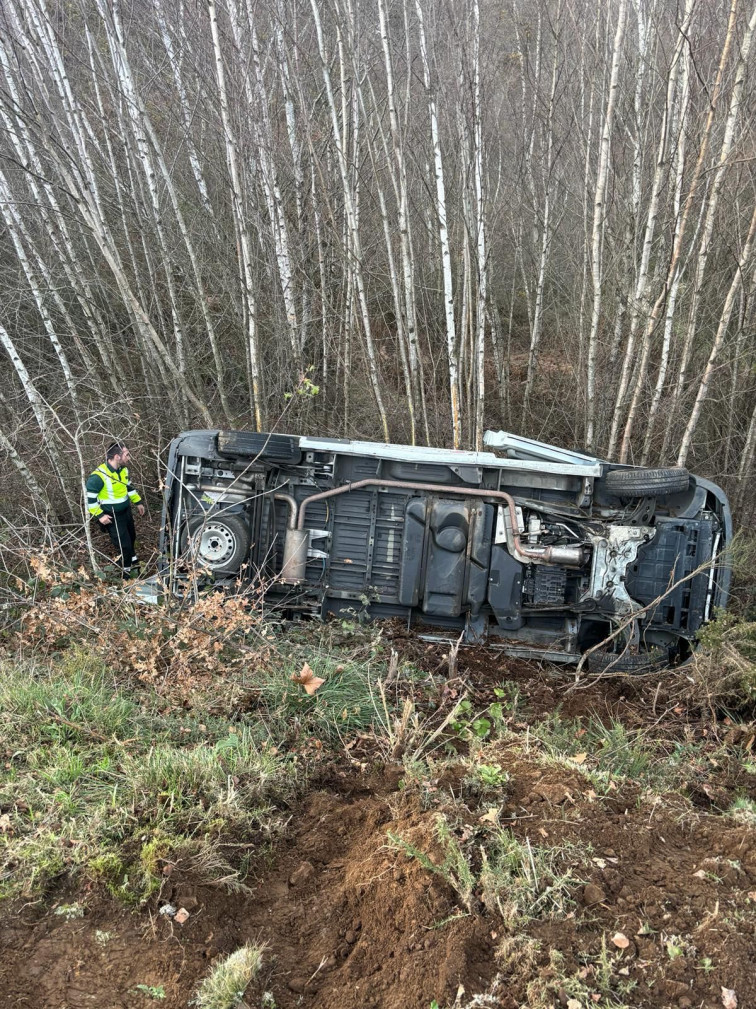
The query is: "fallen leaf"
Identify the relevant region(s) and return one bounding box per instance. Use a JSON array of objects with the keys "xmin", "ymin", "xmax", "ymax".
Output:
[
  {"xmin": 572, "ymin": 752, "xmax": 588, "ymax": 764},
  {"xmin": 591, "ymin": 996, "xmax": 601, "ymax": 1004},
  {"xmin": 291, "ymin": 661, "xmax": 326, "ymax": 695},
  {"xmin": 748, "ymin": 891, "xmax": 756, "ymax": 901},
  {"xmin": 611, "ymin": 931, "xmax": 630, "ymax": 949},
  {"xmin": 566, "ymin": 1000, "xmax": 582, "ymax": 1009},
  {"xmin": 618, "ymin": 967, "xmax": 630, "ymax": 976},
  {"xmin": 693, "ymin": 869, "xmax": 707, "ymax": 879},
  {"xmin": 0, "ymin": 814, "xmax": 11, "ymax": 834},
  {"xmin": 721, "ymin": 987, "xmax": 737, "ymax": 1009},
  {"xmin": 479, "ymin": 808, "xmax": 499, "ymax": 824},
  {"xmin": 174, "ymin": 907, "xmax": 190, "ymax": 924},
  {"xmin": 538, "ymin": 827, "xmax": 549, "ymax": 838}
]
